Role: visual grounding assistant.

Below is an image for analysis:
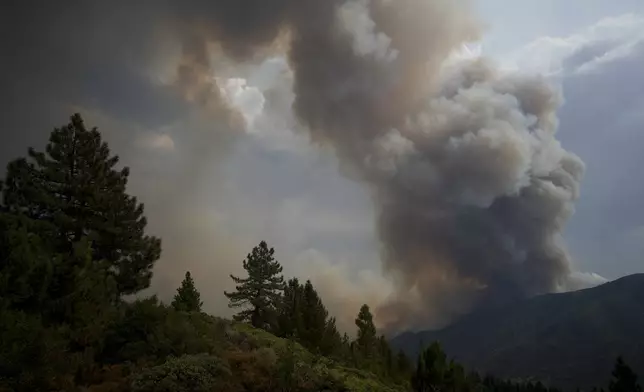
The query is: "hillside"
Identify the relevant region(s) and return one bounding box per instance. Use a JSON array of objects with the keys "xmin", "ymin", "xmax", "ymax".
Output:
[{"xmin": 391, "ymin": 274, "xmax": 644, "ymax": 390}]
